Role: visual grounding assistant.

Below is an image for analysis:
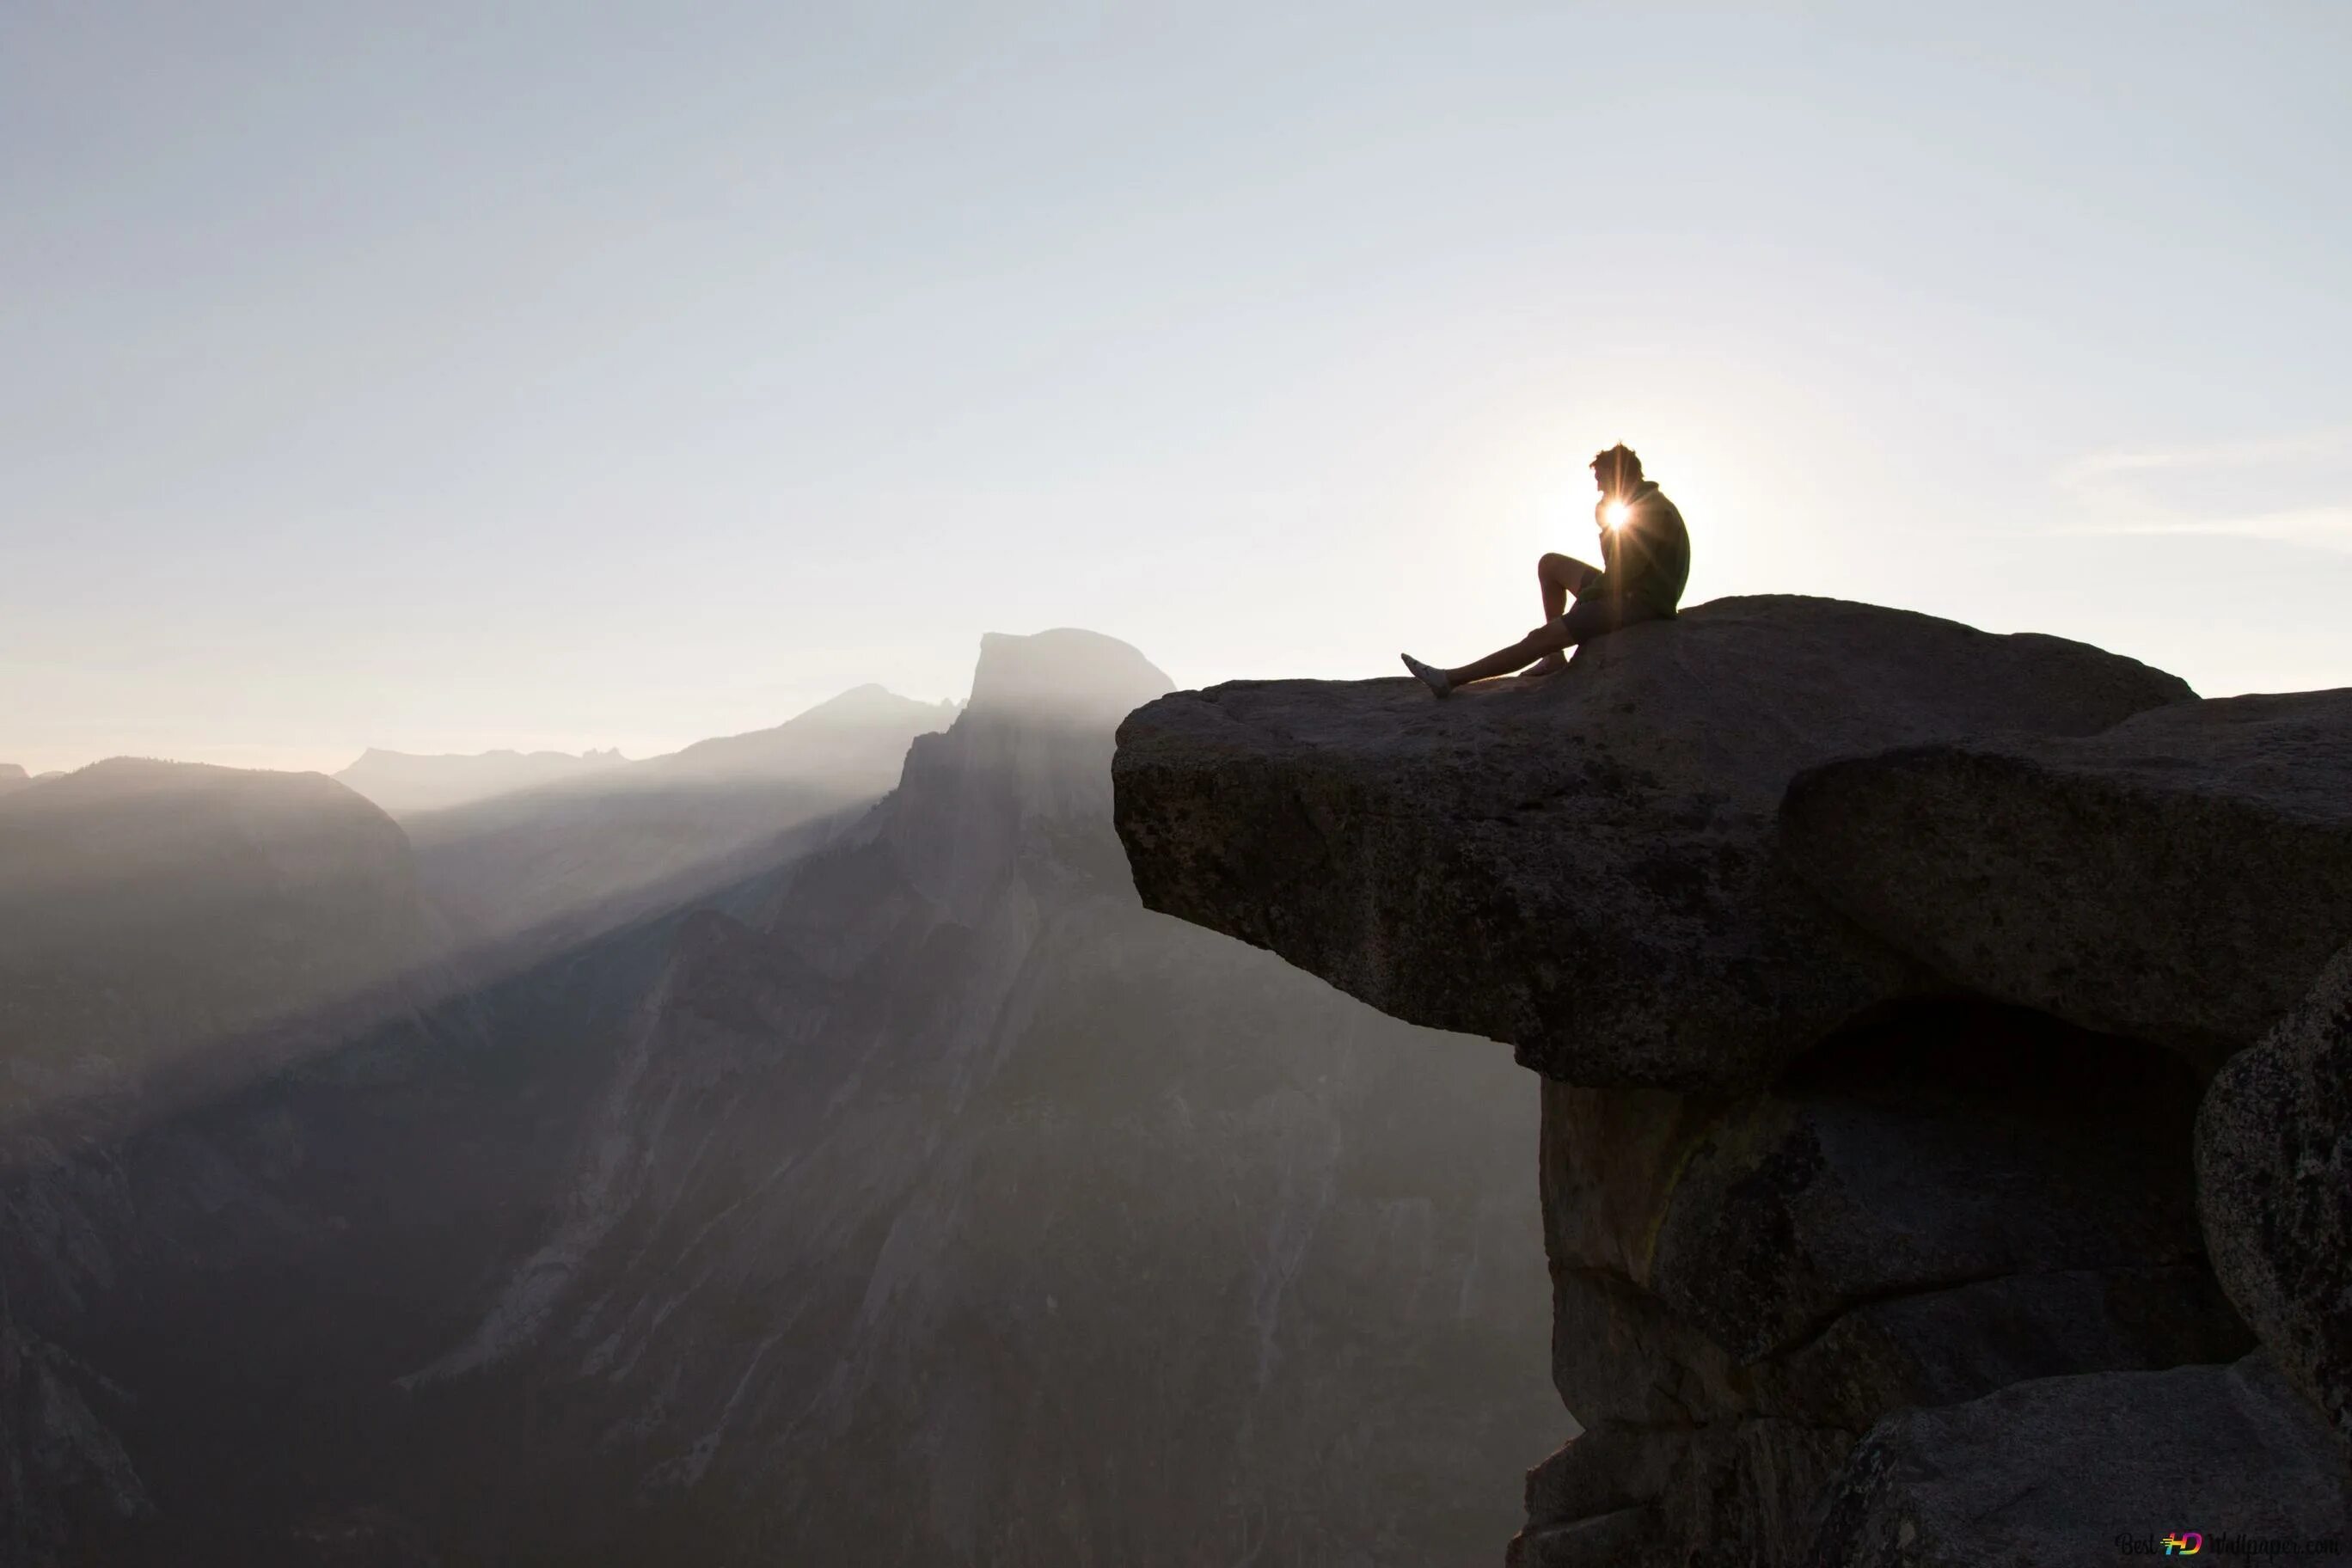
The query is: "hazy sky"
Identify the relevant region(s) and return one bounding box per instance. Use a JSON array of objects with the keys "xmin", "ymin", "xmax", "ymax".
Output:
[{"xmin": 7, "ymin": 1, "xmax": 2348, "ymax": 775}]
